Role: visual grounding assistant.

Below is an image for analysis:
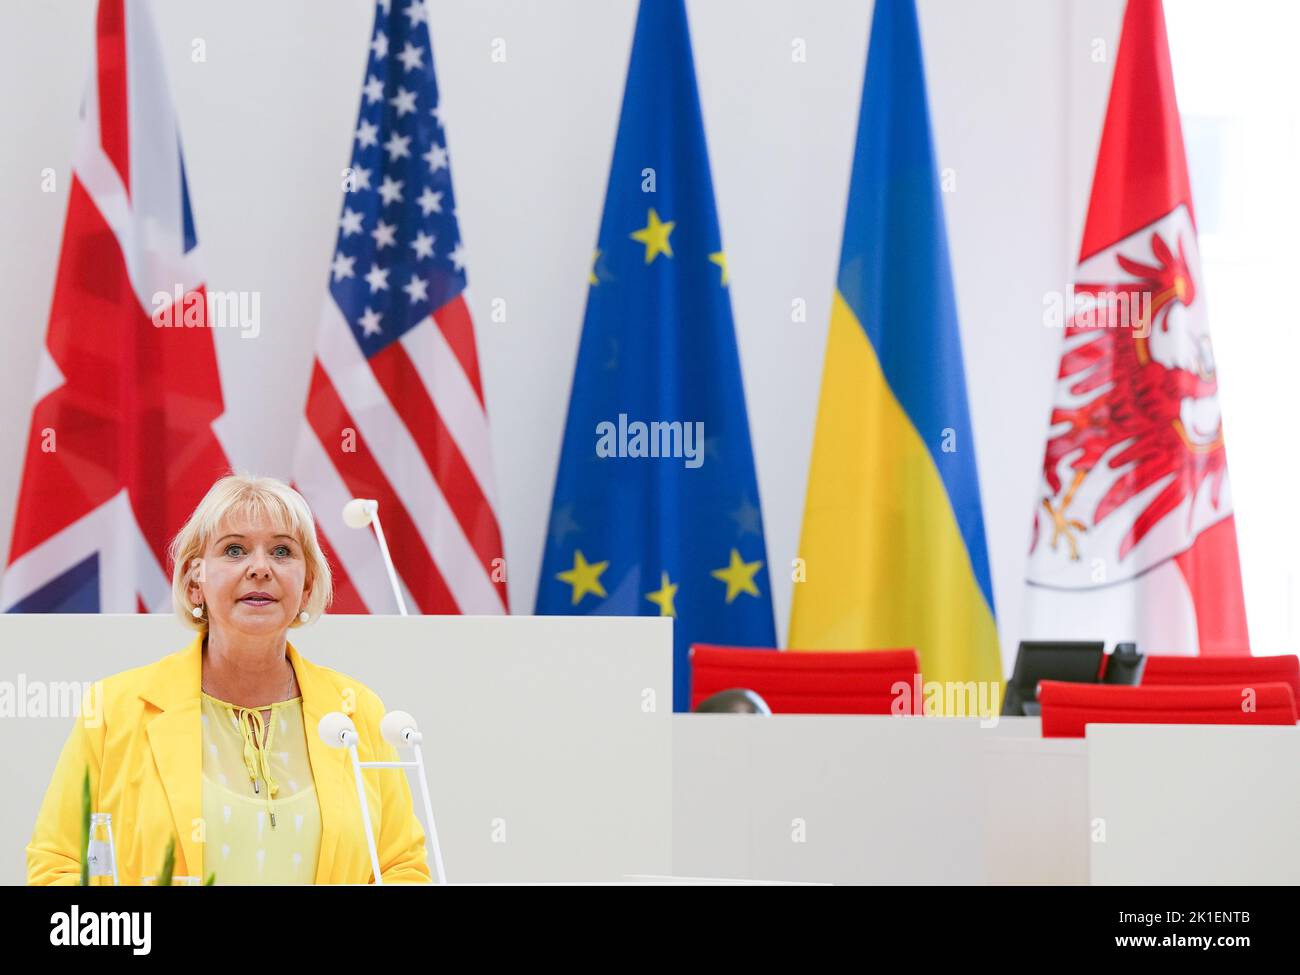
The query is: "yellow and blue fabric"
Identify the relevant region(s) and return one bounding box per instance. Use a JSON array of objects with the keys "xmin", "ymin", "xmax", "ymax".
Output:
[
  {"xmin": 536, "ymin": 0, "xmax": 775, "ymax": 712},
  {"xmin": 788, "ymin": 0, "xmax": 1001, "ymax": 694}
]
